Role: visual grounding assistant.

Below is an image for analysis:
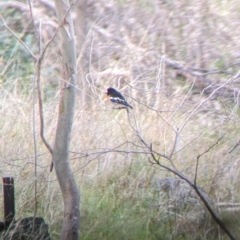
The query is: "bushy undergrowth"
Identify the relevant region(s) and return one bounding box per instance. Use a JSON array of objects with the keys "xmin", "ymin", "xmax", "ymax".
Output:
[{"xmin": 1, "ymin": 87, "xmax": 240, "ymax": 239}]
